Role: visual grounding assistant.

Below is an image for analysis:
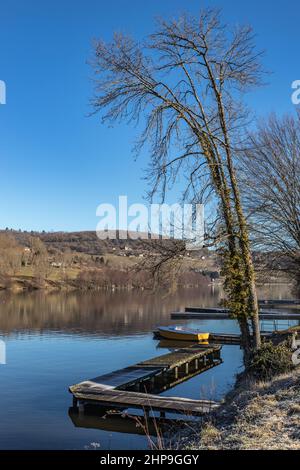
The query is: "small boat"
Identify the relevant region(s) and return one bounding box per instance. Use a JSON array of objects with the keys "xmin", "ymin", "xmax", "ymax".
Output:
[{"xmin": 156, "ymin": 326, "xmax": 209, "ymax": 342}]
